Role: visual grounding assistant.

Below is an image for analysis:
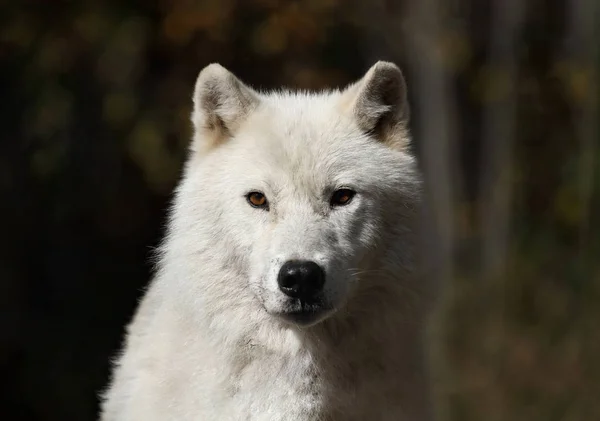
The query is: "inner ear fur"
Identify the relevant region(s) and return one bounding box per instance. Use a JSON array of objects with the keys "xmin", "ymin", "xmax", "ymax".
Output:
[
  {"xmin": 191, "ymin": 63, "xmax": 259, "ymax": 153},
  {"xmin": 342, "ymin": 61, "xmax": 410, "ymax": 149}
]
